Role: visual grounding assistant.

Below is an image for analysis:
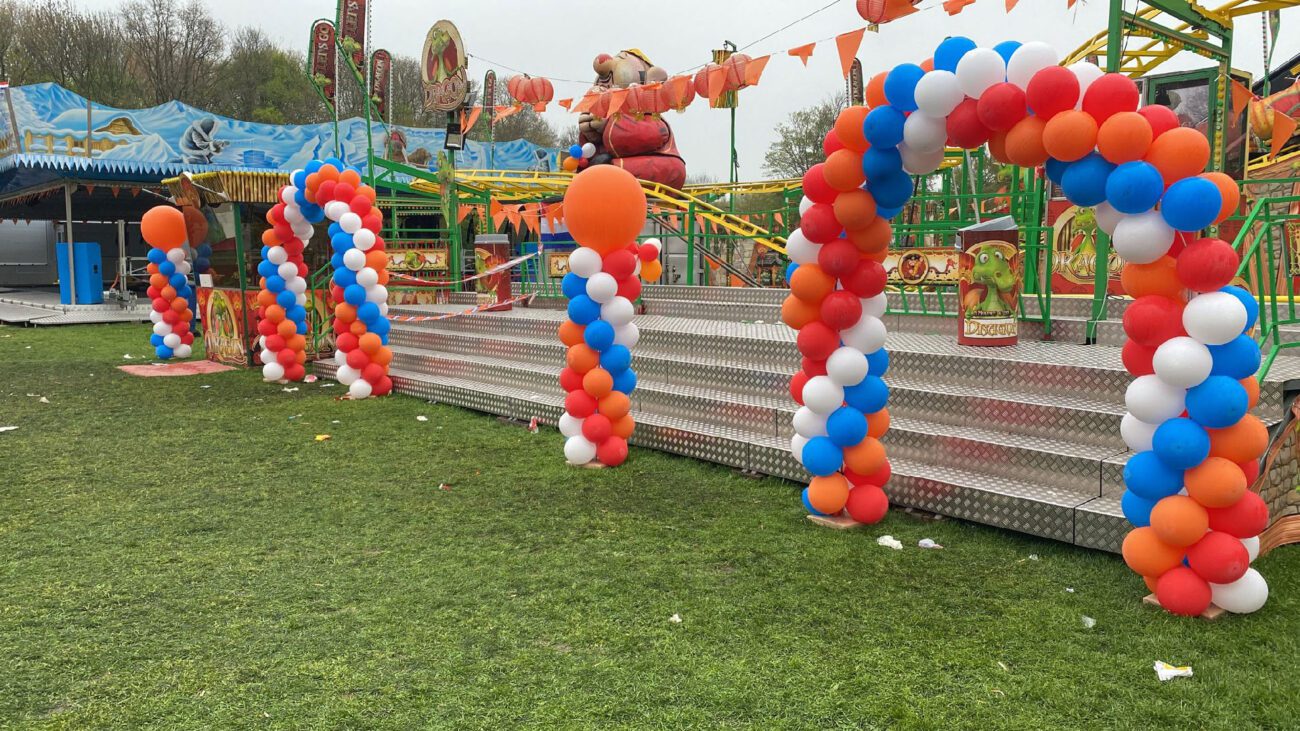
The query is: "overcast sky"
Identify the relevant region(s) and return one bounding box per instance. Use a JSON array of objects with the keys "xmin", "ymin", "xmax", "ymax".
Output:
[{"xmin": 71, "ymin": 0, "xmax": 1300, "ymax": 180}]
